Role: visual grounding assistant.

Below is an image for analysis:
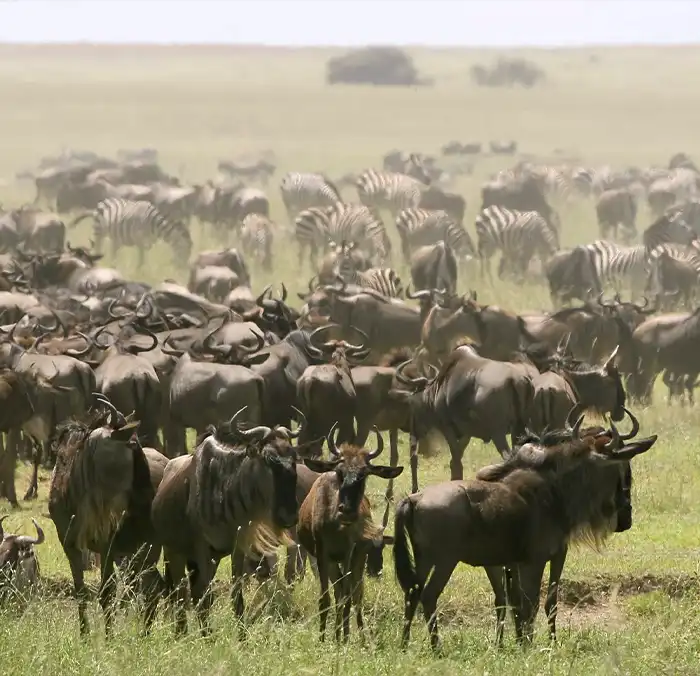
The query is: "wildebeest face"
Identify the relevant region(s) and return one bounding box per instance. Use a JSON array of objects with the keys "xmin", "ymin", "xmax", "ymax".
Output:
[
  {"xmin": 614, "ymin": 464, "xmax": 633, "ymax": 532},
  {"xmin": 266, "ymin": 451, "xmax": 299, "ymax": 530}
]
